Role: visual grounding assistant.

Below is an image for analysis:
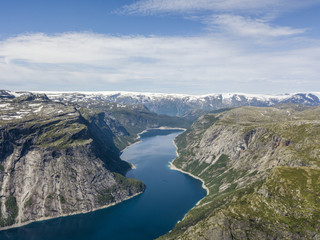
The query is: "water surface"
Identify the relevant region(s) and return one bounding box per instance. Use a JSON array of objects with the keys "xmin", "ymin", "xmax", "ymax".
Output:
[{"xmin": 0, "ymin": 129, "xmax": 206, "ymax": 240}]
